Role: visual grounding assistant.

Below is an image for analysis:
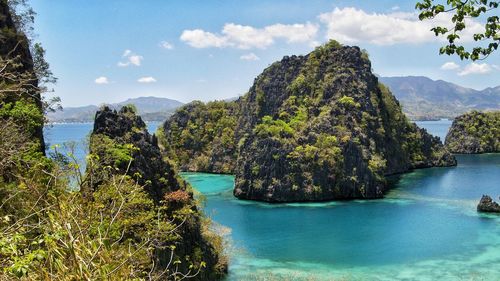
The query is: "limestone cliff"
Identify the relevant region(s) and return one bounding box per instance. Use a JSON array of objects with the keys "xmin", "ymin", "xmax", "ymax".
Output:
[
  {"xmin": 161, "ymin": 41, "xmax": 456, "ymax": 202},
  {"xmin": 87, "ymin": 106, "xmax": 227, "ymax": 280},
  {"xmin": 445, "ymin": 111, "xmax": 500, "ymax": 153}
]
